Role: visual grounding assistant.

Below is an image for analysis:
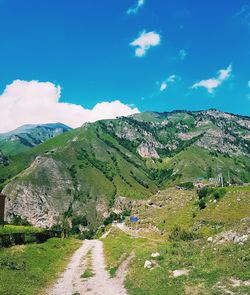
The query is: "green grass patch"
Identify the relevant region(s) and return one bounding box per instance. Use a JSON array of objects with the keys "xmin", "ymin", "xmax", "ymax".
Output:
[
  {"xmin": 0, "ymin": 237, "xmax": 81, "ymax": 295},
  {"xmin": 0, "ymin": 225, "xmax": 42, "ymax": 235},
  {"xmin": 81, "ymin": 249, "xmax": 94, "ymax": 279}
]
